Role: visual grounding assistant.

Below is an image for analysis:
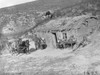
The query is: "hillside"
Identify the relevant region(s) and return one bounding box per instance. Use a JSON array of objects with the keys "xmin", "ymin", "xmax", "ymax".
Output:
[{"xmin": 0, "ymin": 0, "xmax": 100, "ymax": 75}]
